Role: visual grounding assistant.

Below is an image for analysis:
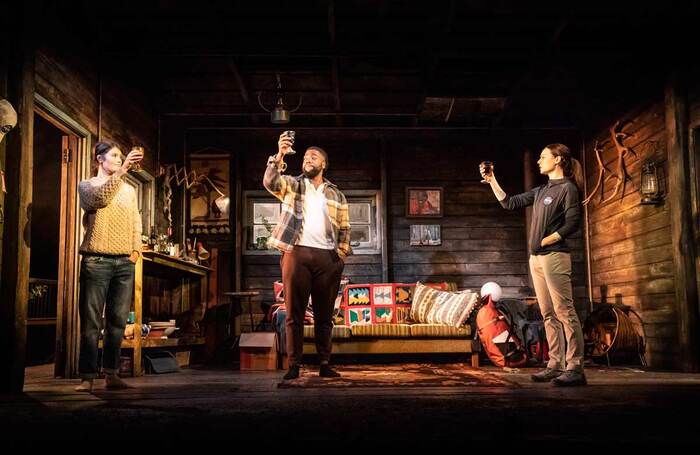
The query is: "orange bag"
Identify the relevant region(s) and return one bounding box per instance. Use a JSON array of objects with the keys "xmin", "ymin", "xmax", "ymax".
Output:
[{"xmin": 475, "ymin": 296, "xmax": 527, "ymax": 368}]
